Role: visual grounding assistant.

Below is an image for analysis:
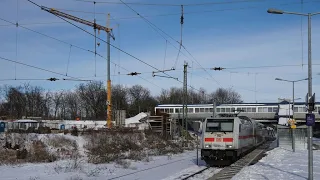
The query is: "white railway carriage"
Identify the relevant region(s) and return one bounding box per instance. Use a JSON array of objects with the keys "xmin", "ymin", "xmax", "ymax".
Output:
[{"xmin": 200, "ymin": 115, "xmax": 267, "ymax": 166}]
